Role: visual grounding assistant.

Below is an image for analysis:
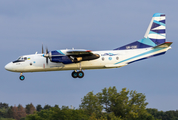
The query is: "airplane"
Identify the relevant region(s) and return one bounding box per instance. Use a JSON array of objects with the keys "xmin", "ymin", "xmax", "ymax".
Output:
[{"xmin": 5, "ymin": 13, "xmax": 172, "ymax": 80}]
